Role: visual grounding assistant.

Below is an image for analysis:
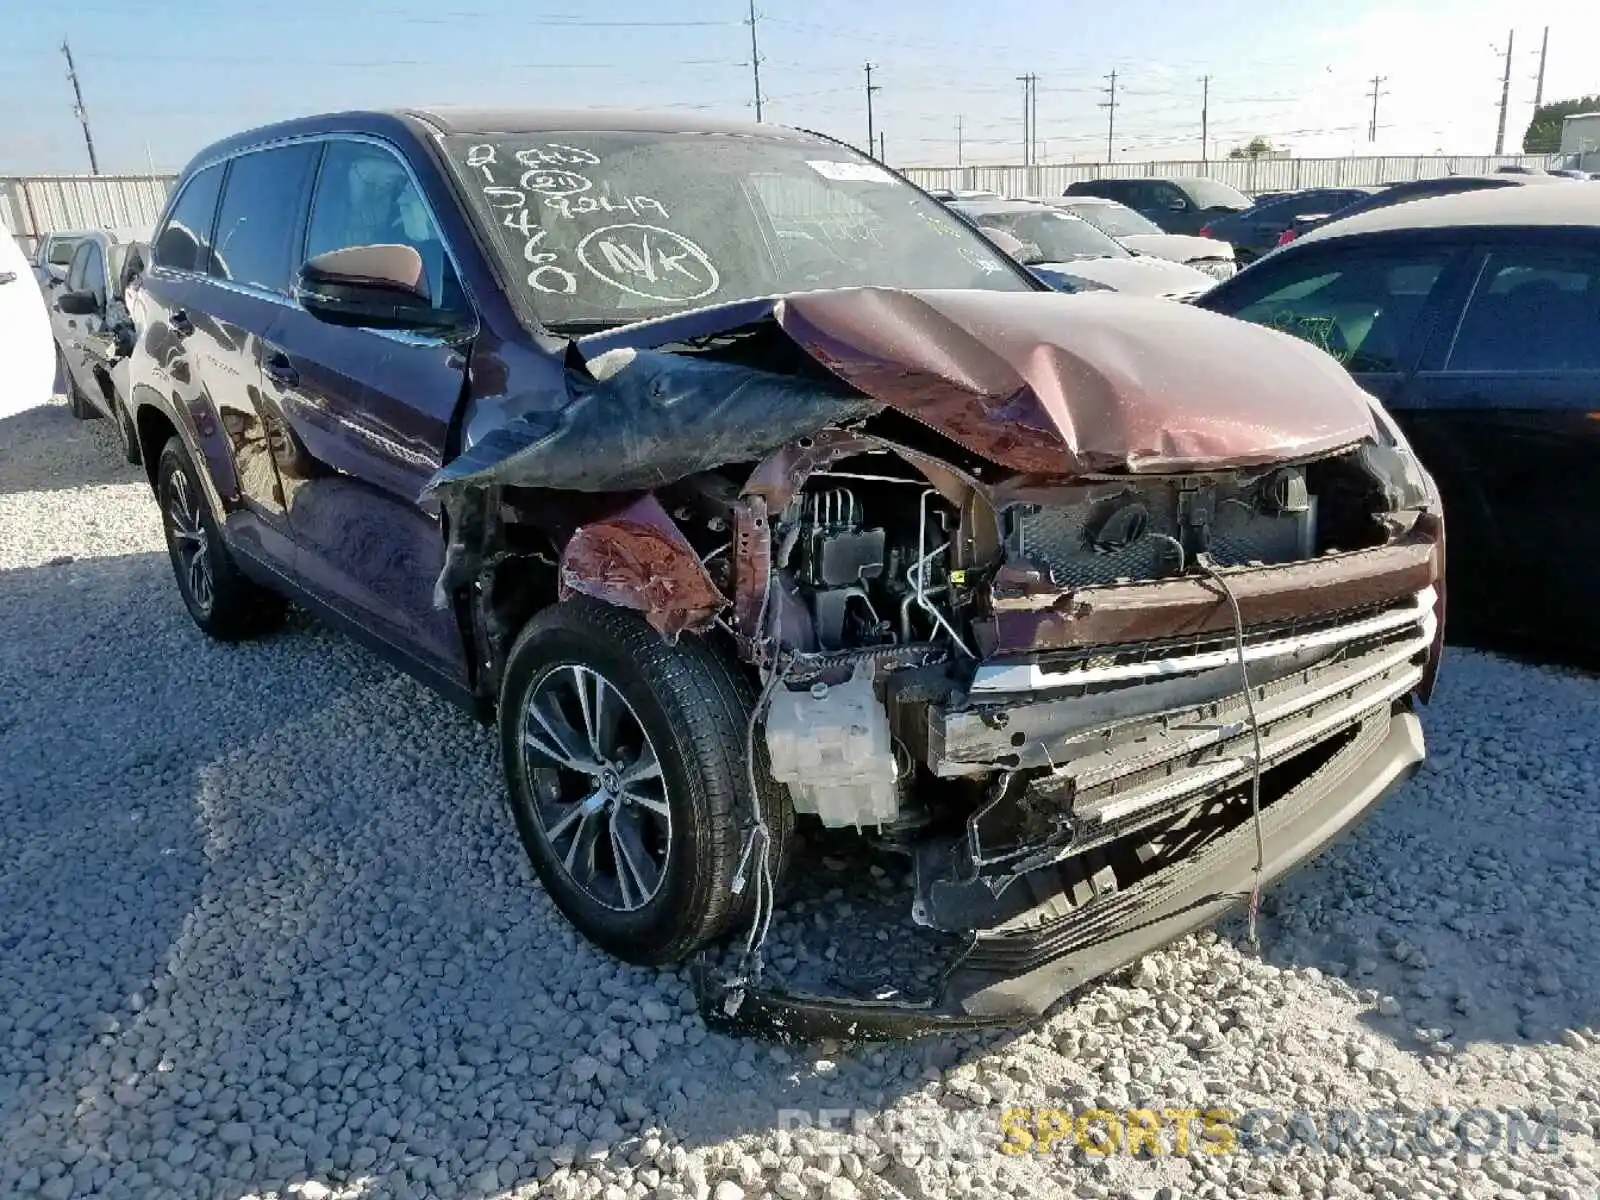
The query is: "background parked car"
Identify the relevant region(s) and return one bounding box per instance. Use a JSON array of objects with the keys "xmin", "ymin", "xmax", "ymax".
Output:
[
  {"xmin": 1061, "ymin": 176, "xmax": 1252, "ymax": 235},
  {"xmin": 50, "ymin": 231, "xmax": 148, "ymax": 462},
  {"xmin": 1195, "ymin": 185, "xmax": 1600, "ymax": 658},
  {"xmin": 951, "ymin": 198, "xmax": 1217, "ymax": 297},
  {"xmin": 1196, "ymin": 187, "xmax": 1382, "ymax": 262},
  {"xmin": 1280, "ymin": 173, "xmax": 1566, "ymax": 246},
  {"xmin": 31, "ymin": 226, "xmax": 146, "ymax": 294},
  {"xmin": 1, "ymin": 226, "xmax": 56, "ymax": 418},
  {"xmin": 924, "ymin": 186, "xmax": 1002, "ymax": 201},
  {"xmin": 1041, "ymin": 195, "xmax": 1237, "ymax": 279}
]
